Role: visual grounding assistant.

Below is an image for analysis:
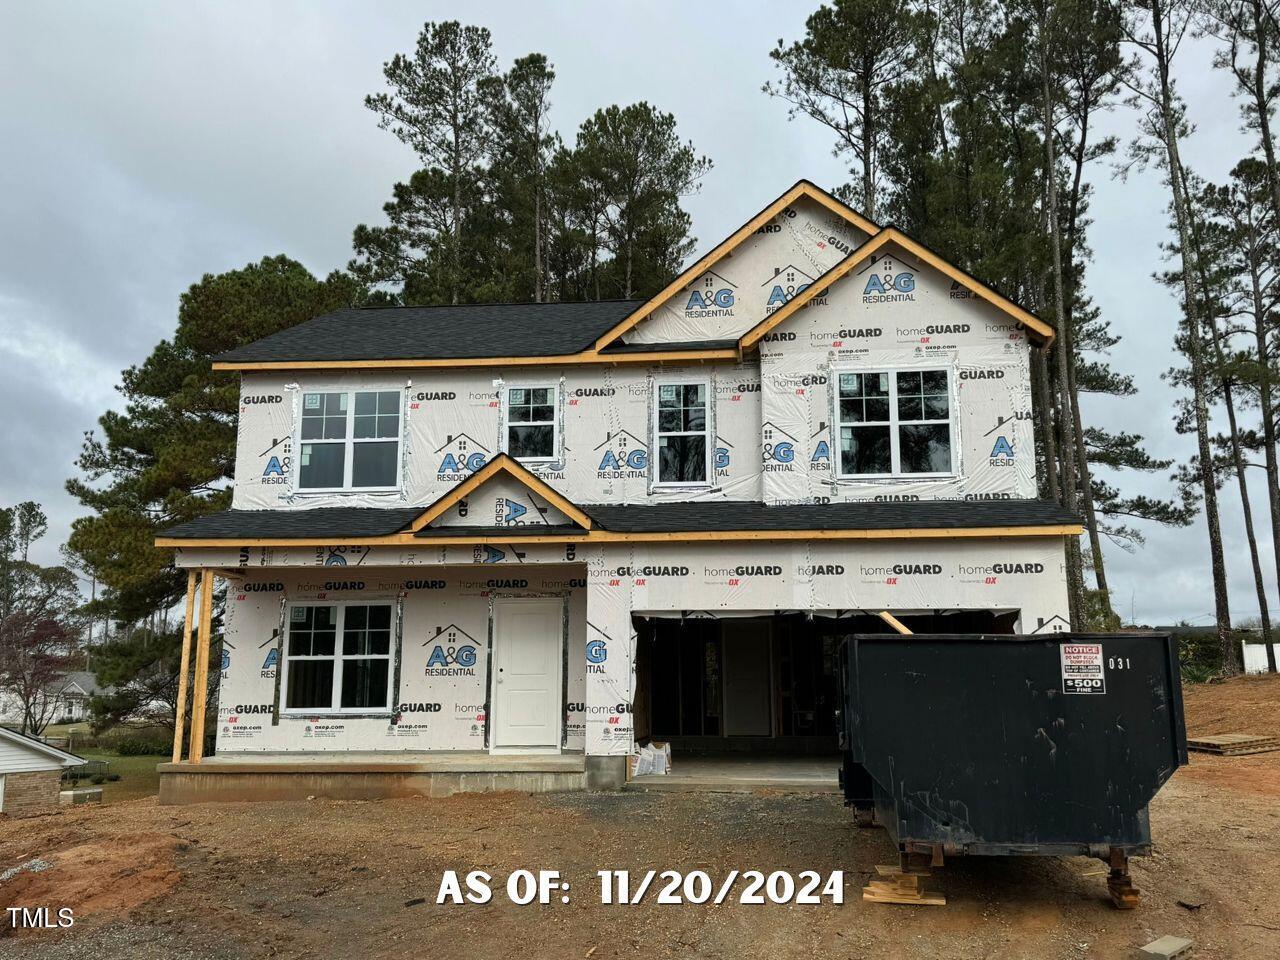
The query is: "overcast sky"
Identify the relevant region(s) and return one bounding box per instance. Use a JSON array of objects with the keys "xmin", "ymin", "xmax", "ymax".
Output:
[{"xmin": 0, "ymin": 2, "xmax": 1267, "ymax": 626}]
